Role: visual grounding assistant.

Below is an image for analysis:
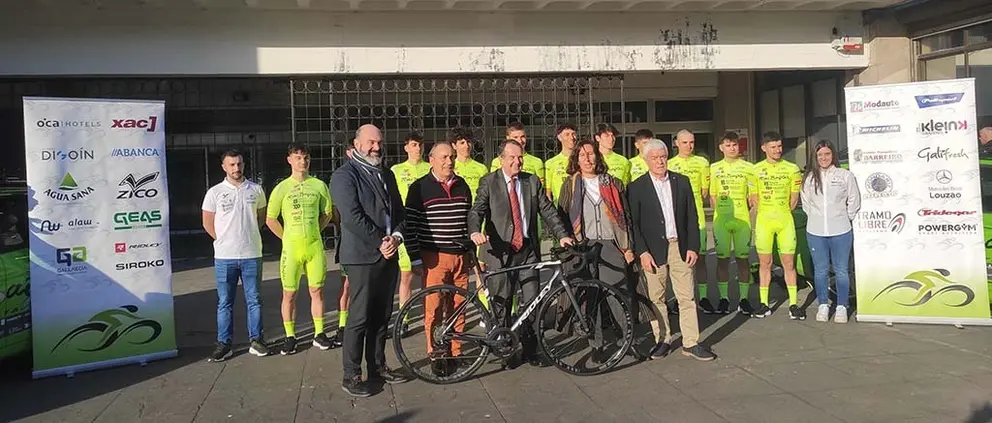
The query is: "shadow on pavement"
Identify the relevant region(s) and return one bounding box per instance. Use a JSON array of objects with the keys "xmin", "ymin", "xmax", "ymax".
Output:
[
  {"xmin": 966, "ymin": 402, "xmax": 992, "ymax": 423},
  {"xmin": 377, "ymin": 411, "xmax": 419, "ymax": 423}
]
